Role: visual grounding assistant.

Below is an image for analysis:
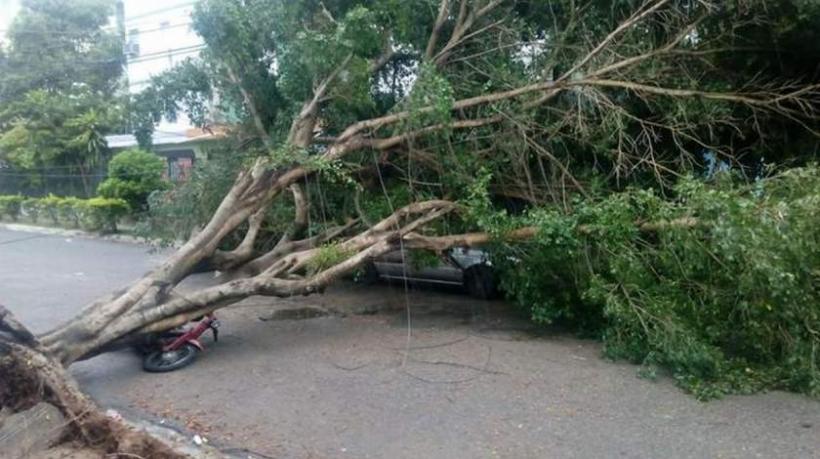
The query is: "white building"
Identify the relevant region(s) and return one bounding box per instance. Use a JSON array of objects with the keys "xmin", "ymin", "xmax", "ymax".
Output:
[
  {"xmin": 119, "ymin": 0, "xmax": 205, "ymax": 133},
  {"xmin": 111, "ymin": 1, "xmax": 217, "ymax": 180}
]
